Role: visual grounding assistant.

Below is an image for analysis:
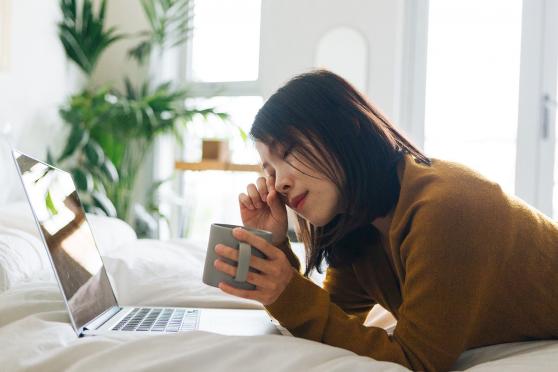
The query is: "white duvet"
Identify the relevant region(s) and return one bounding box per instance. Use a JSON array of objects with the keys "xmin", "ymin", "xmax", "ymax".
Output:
[{"xmin": 1, "ymin": 233, "xmax": 558, "ymax": 371}]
